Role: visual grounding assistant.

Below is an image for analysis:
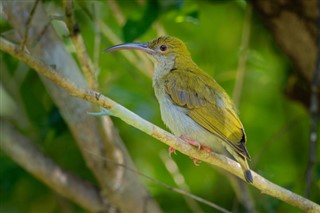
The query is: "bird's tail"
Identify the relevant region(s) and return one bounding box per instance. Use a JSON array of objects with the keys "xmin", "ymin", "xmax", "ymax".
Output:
[
  {"xmin": 237, "ymin": 156, "xmax": 253, "ymax": 183},
  {"xmin": 226, "ymin": 146, "xmax": 253, "ymax": 183}
]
